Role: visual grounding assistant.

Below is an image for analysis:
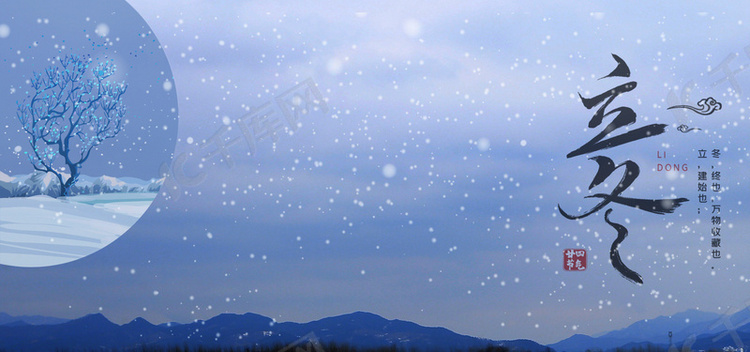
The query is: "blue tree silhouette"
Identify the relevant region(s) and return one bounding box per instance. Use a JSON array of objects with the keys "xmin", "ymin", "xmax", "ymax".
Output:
[{"xmin": 16, "ymin": 54, "xmax": 128, "ymax": 197}]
